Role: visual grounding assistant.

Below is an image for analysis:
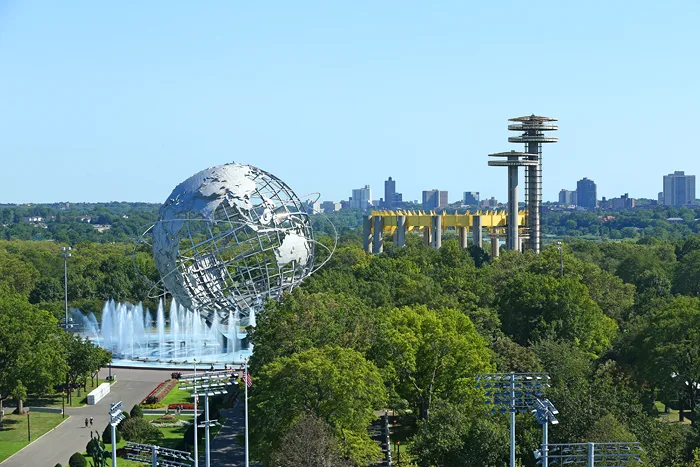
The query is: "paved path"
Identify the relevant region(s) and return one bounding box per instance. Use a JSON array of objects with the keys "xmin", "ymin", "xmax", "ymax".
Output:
[
  {"xmin": 205, "ymin": 399, "xmax": 261, "ymax": 467},
  {"xmin": 1, "ymin": 368, "xmax": 174, "ymax": 467}
]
